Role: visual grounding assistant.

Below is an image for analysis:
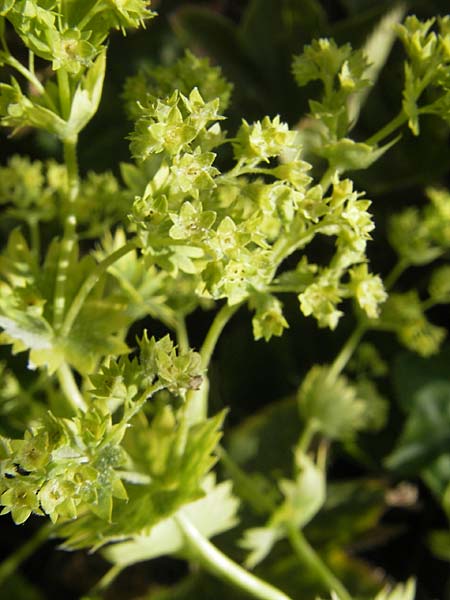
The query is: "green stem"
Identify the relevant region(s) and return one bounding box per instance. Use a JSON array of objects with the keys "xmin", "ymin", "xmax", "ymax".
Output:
[
  {"xmin": 53, "ymin": 138, "xmax": 79, "ymax": 332},
  {"xmin": 89, "ymin": 564, "xmax": 123, "ymax": 596},
  {"xmin": 28, "ymin": 50, "xmax": 35, "ymax": 76},
  {"xmin": 4, "ymin": 55, "xmax": 45, "ymax": 95},
  {"xmin": 216, "ymin": 445, "xmax": 276, "ymax": 515},
  {"xmin": 128, "ymin": 382, "xmax": 164, "ymax": 420},
  {"xmin": 78, "ymin": 0, "xmax": 103, "ymax": 30},
  {"xmin": 185, "ymin": 303, "xmax": 241, "ymax": 424},
  {"xmin": 57, "ymin": 362, "xmax": 87, "ymax": 413},
  {"xmin": 384, "ymin": 258, "xmax": 408, "ymax": 291},
  {"xmin": 297, "ymin": 420, "xmax": 319, "ymax": 454},
  {"xmin": 175, "ymin": 512, "xmax": 293, "ymax": 600},
  {"xmin": 176, "ymin": 316, "xmax": 190, "ymax": 354},
  {"xmin": 0, "ymin": 22, "xmax": 9, "ymax": 53},
  {"xmin": 0, "ymin": 522, "xmax": 54, "ymax": 586},
  {"xmin": 28, "ymin": 218, "xmax": 40, "ymax": 259},
  {"xmin": 324, "ymin": 257, "xmax": 408, "ymax": 386},
  {"xmin": 326, "ymin": 322, "xmax": 367, "ymax": 384},
  {"xmin": 319, "ymin": 166, "xmax": 336, "ymax": 193},
  {"xmin": 421, "ymin": 297, "xmax": 437, "ymax": 312},
  {"xmin": 271, "ymin": 223, "xmax": 323, "ymax": 270},
  {"xmin": 286, "ymin": 525, "xmax": 352, "ymax": 600},
  {"xmin": 63, "ymin": 137, "xmax": 79, "ymax": 203},
  {"xmin": 365, "ymin": 110, "xmax": 407, "ymax": 146},
  {"xmin": 54, "ymin": 140, "xmax": 78, "ymax": 326},
  {"xmin": 60, "ymin": 240, "xmax": 138, "ymax": 337},
  {"xmin": 199, "ymin": 303, "xmax": 241, "ymax": 371},
  {"xmin": 57, "ymin": 69, "xmax": 71, "ymax": 120}
]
